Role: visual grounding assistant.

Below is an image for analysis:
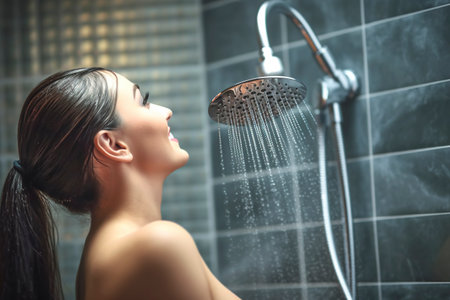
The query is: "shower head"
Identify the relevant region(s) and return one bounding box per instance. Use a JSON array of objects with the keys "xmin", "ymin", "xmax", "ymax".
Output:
[{"xmin": 208, "ymin": 76, "xmax": 306, "ymax": 126}]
